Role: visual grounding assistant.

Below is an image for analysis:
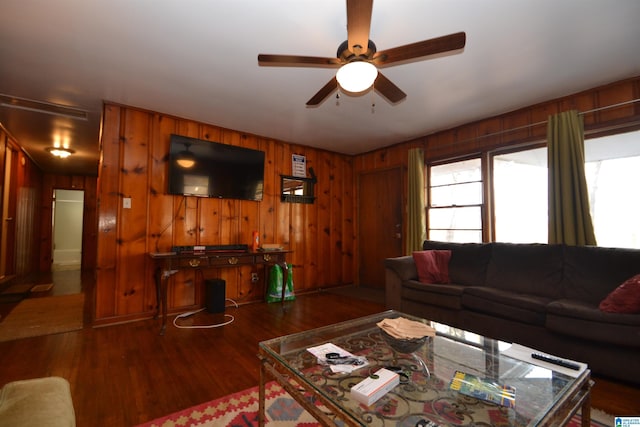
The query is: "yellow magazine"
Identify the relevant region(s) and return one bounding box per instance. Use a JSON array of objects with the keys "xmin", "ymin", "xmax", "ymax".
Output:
[{"xmin": 449, "ymin": 370, "xmax": 516, "ymax": 408}]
